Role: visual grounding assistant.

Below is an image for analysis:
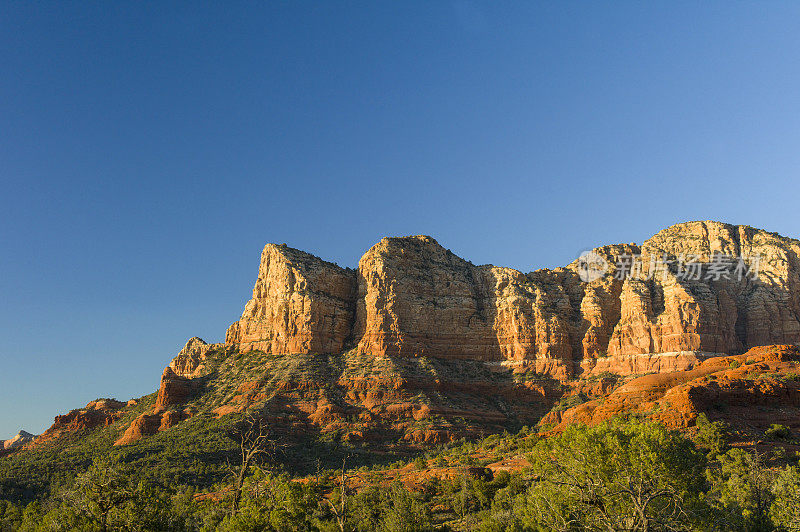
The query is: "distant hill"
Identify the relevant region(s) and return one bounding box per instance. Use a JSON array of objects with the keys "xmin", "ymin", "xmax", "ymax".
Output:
[{"xmin": 1, "ymin": 431, "xmax": 35, "ymax": 451}]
